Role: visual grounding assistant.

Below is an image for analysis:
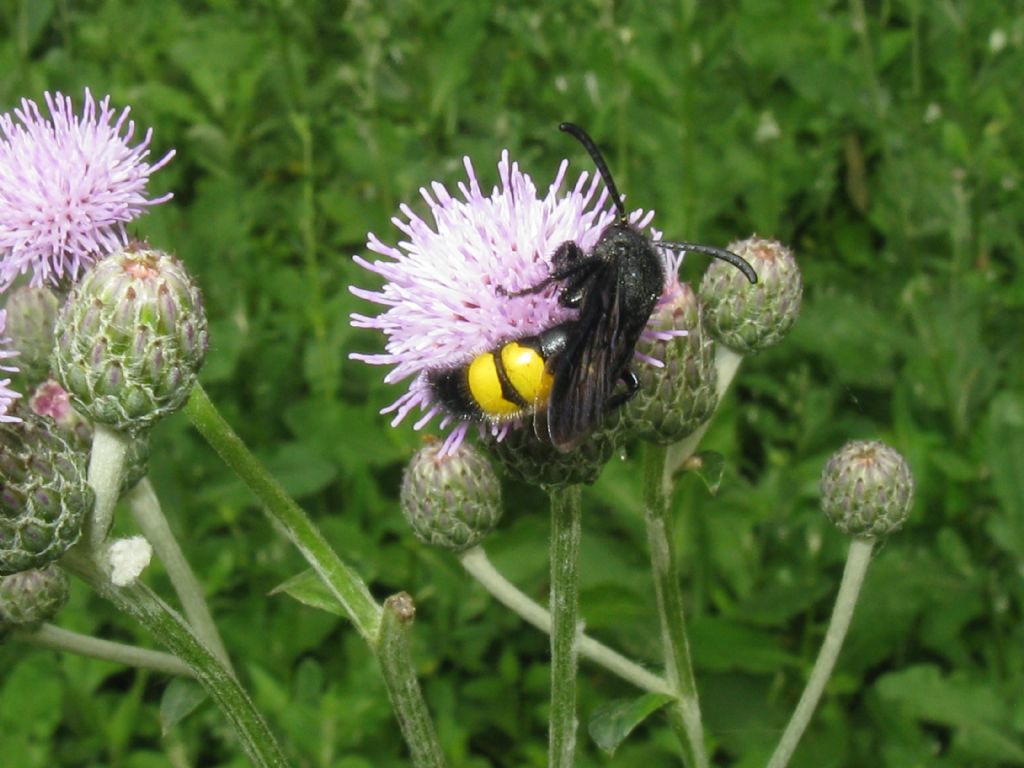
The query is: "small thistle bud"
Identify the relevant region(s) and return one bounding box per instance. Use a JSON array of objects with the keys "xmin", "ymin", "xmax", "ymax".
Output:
[
  {"xmin": 52, "ymin": 244, "xmax": 208, "ymax": 434},
  {"xmin": 0, "ymin": 413, "xmax": 94, "ymax": 575},
  {"xmin": 401, "ymin": 439, "xmax": 502, "ymax": 552},
  {"xmin": 0, "ymin": 563, "xmax": 69, "ymax": 627},
  {"xmin": 700, "ymin": 236, "xmax": 802, "ymax": 353},
  {"xmin": 2, "ymin": 285, "xmax": 59, "ymax": 383},
  {"xmin": 820, "ymin": 440, "xmax": 914, "ymax": 538},
  {"xmin": 623, "ymin": 284, "xmax": 718, "ymax": 443},
  {"xmin": 30, "ymin": 379, "xmax": 92, "ymax": 444},
  {"xmin": 30, "ymin": 380, "xmax": 150, "ymax": 493},
  {"xmin": 487, "ymin": 423, "xmax": 617, "ymax": 488}
]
